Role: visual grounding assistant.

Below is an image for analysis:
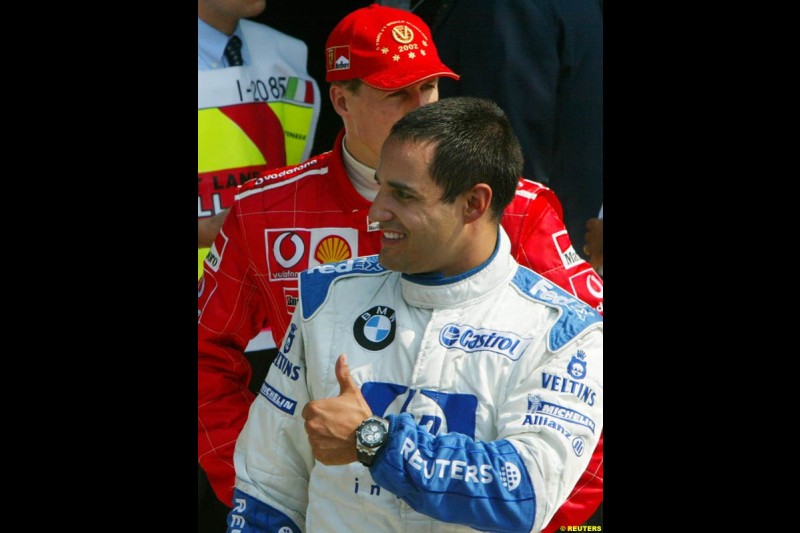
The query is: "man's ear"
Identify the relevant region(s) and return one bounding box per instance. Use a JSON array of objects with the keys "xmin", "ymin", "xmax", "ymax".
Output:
[
  {"xmin": 464, "ymin": 183, "xmax": 492, "ymax": 223},
  {"xmin": 330, "ymin": 85, "xmax": 349, "ymax": 116}
]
